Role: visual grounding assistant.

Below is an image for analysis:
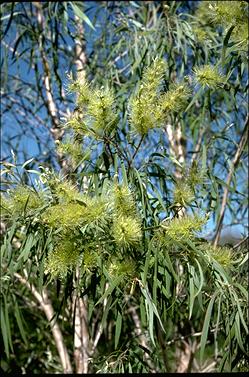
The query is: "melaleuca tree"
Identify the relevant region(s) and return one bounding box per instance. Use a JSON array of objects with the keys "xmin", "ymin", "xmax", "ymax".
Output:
[{"xmin": 1, "ymin": 1, "xmax": 248, "ymax": 374}]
